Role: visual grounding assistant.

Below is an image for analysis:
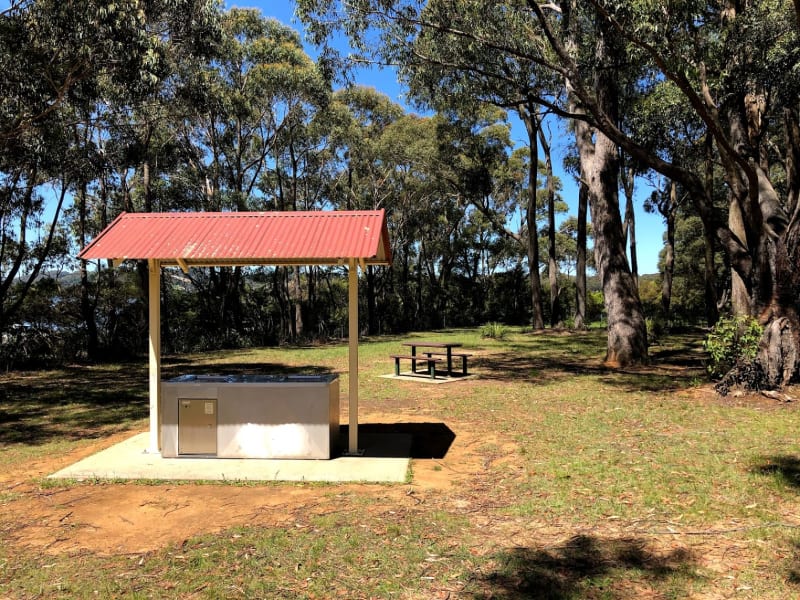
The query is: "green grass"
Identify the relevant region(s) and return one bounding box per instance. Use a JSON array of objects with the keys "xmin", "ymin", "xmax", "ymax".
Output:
[{"xmin": 3, "ymin": 327, "xmax": 800, "ymax": 598}]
